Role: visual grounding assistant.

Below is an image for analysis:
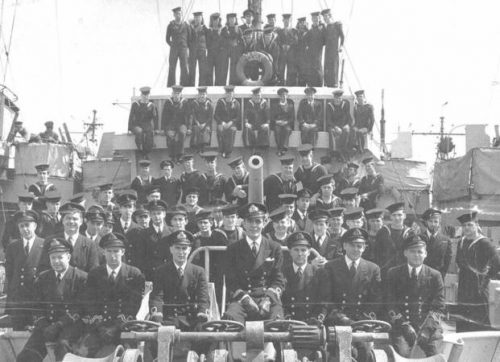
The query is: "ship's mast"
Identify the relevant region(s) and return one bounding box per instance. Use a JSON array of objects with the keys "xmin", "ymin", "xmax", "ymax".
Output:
[
  {"xmin": 248, "ymin": 0, "xmax": 262, "ymax": 28},
  {"xmin": 84, "ymin": 110, "xmax": 103, "ymax": 143}
]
